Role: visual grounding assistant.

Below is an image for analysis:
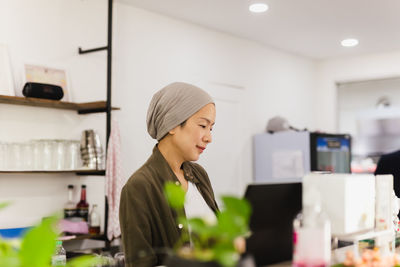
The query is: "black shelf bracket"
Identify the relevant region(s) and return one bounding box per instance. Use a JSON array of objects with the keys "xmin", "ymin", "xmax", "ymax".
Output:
[
  {"xmin": 78, "ymin": 46, "xmax": 108, "ymax": 54},
  {"xmin": 77, "ymin": 0, "xmax": 114, "ymax": 244},
  {"xmin": 75, "ymin": 170, "xmax": 106, "ymax": 176},
  {"xmin": 78, "ymin": 107, "xmax": 108, "ymax": 114}
]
